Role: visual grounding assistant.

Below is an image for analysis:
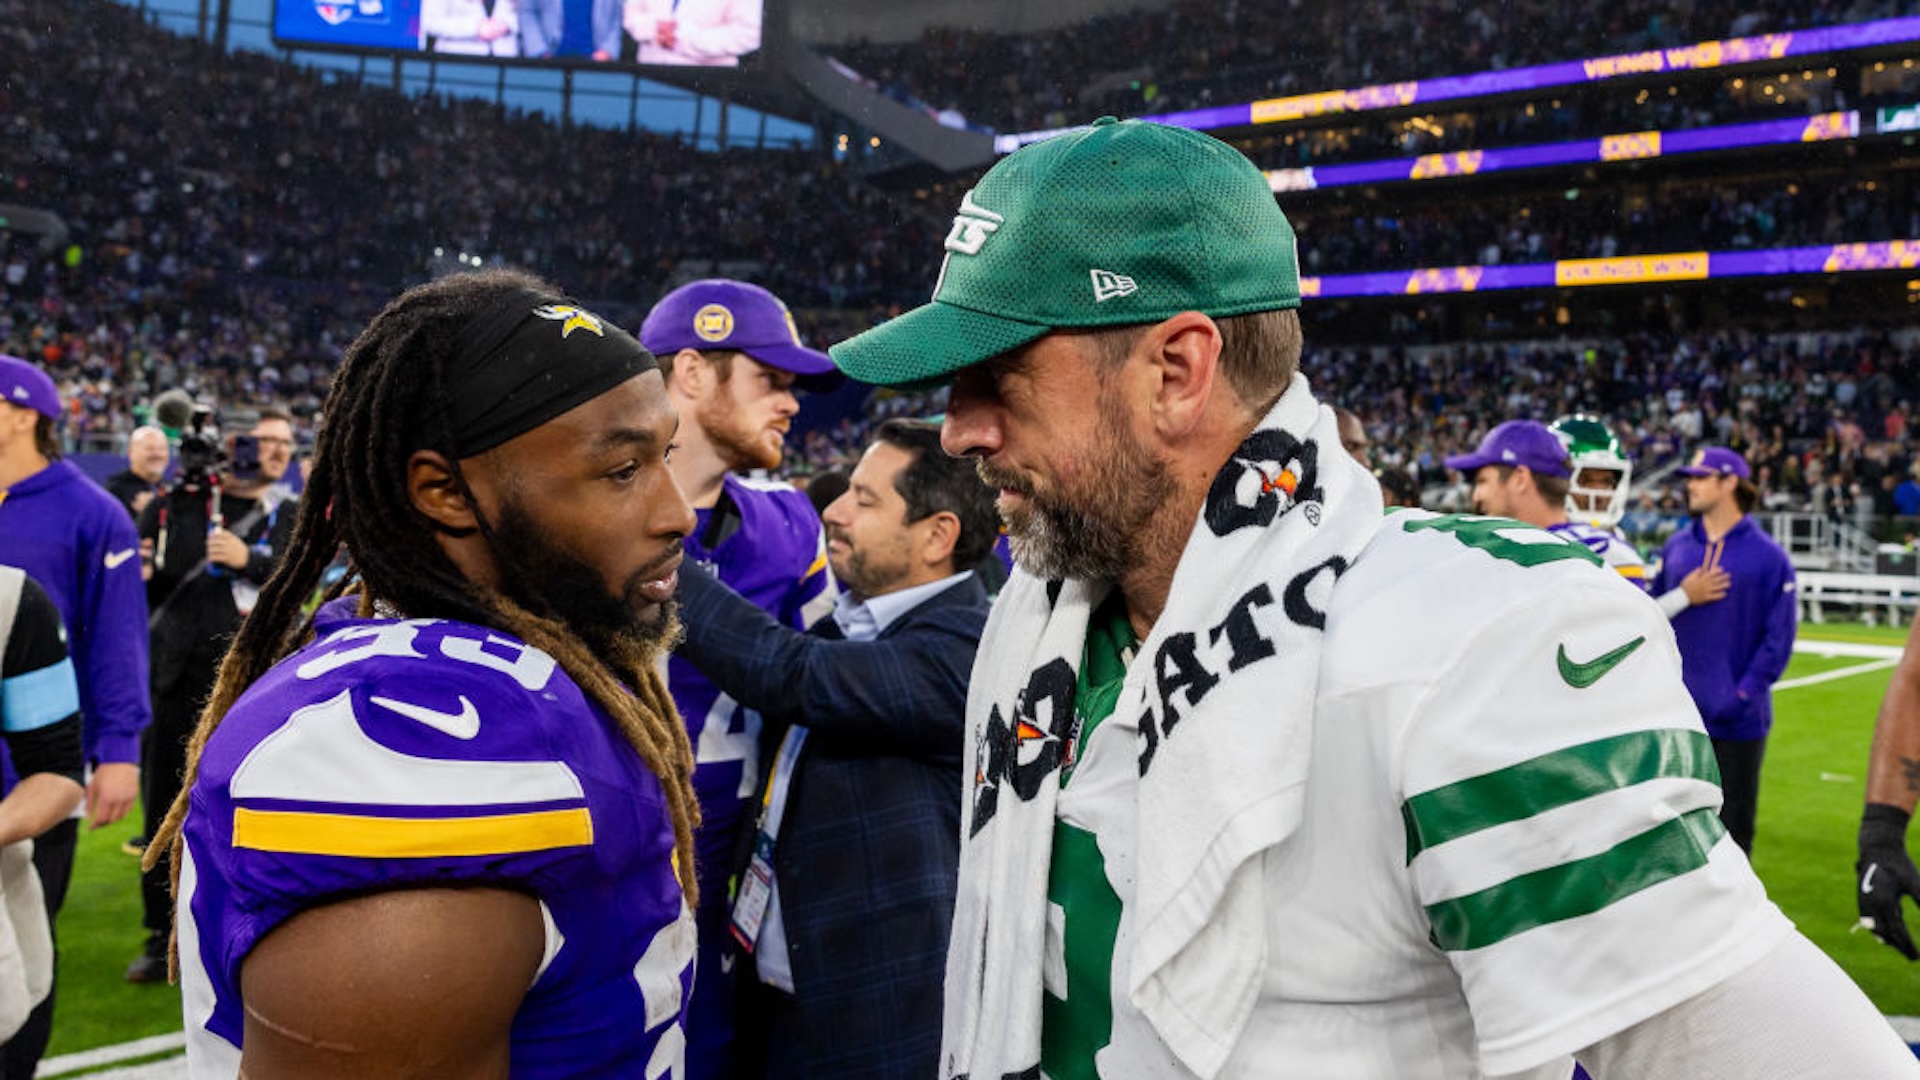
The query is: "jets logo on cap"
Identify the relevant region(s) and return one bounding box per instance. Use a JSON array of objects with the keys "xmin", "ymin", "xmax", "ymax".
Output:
[
  {"xmin": 694, "ymin": 304, "xmax": 734, "ymax": 342},
  {"xmin": 1091, "ymin": 269, "xmax": 1137, "ymax": 302},
  {"xmin": 943, "ymin": 190, "xmax": 1003, "ymax": 257},
  {"xmin": 532, "ymin": 304, "xmax": 606, "ymax": 339}
]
